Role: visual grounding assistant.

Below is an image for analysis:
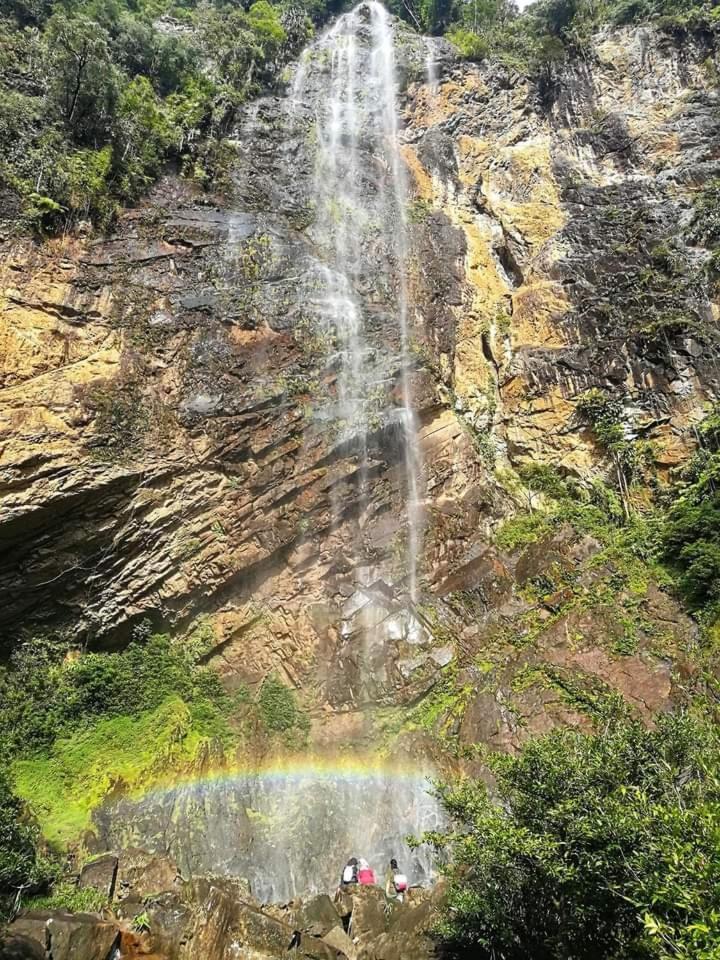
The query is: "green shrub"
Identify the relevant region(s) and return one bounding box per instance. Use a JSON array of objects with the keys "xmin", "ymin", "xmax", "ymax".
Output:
[
  {"xmin": 661, "ymin": 452, "xmax": 720, "ymax": 610},
  {"xmin": 54, "ymin": 146, "xmax": 115, "ymax": 226},
  {"xmin": 495, "ymin": 511, "xmax": 551, "ymax": 551},
  {"xmin": 435, "ymin": 0, "xmax": 716, "ymax": 78},
  {"xmin": 114, "ymin": 75, "xmax": 177, "ymax": 199},
  {"xmin": 517, "ymin": 463, "xmax": 573, "ymax": 500},
  {"xmin": 0, "ymin": 632, "xmax": 230, "ymax": 759},
  {"xmin": 13, "ymin": 695, "xmax": 233, "ymax": 844},
  {"xmin": 0, "ymin": 0, "xmax": 317, "ymax": 234},
  {"xmin": 0, "ymin": 773, "xmax": 55, "ymax": 921},
  {"xmin": 446, "ymin": 26, "xmax": 490, "ymax": 61},
  {"xmin": 426, "ymin": 712, "xmax": 720, "ymax": 960},
  {"xmin": 258, "ymin": 673, "xmax": 309, "ymax": 734},
  {"xmin": 27, "ymin": 881, "xmax": 106, "ymax": 914}
]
